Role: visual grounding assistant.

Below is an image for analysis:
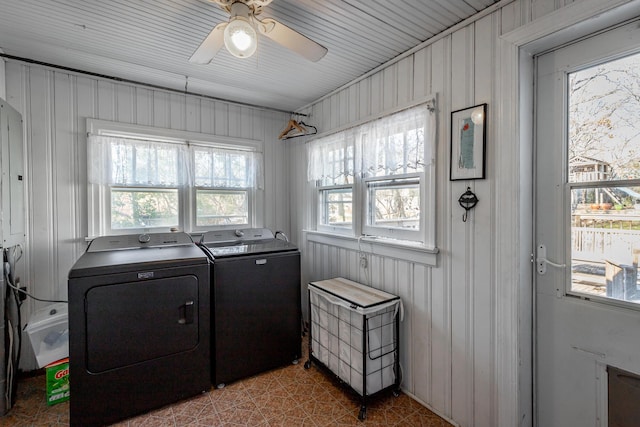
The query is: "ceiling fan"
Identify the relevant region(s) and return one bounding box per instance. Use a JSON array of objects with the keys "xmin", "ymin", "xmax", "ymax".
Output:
[{"xmin": 189, "ymin": 0, "xmax": 328, "ymax": 63}]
